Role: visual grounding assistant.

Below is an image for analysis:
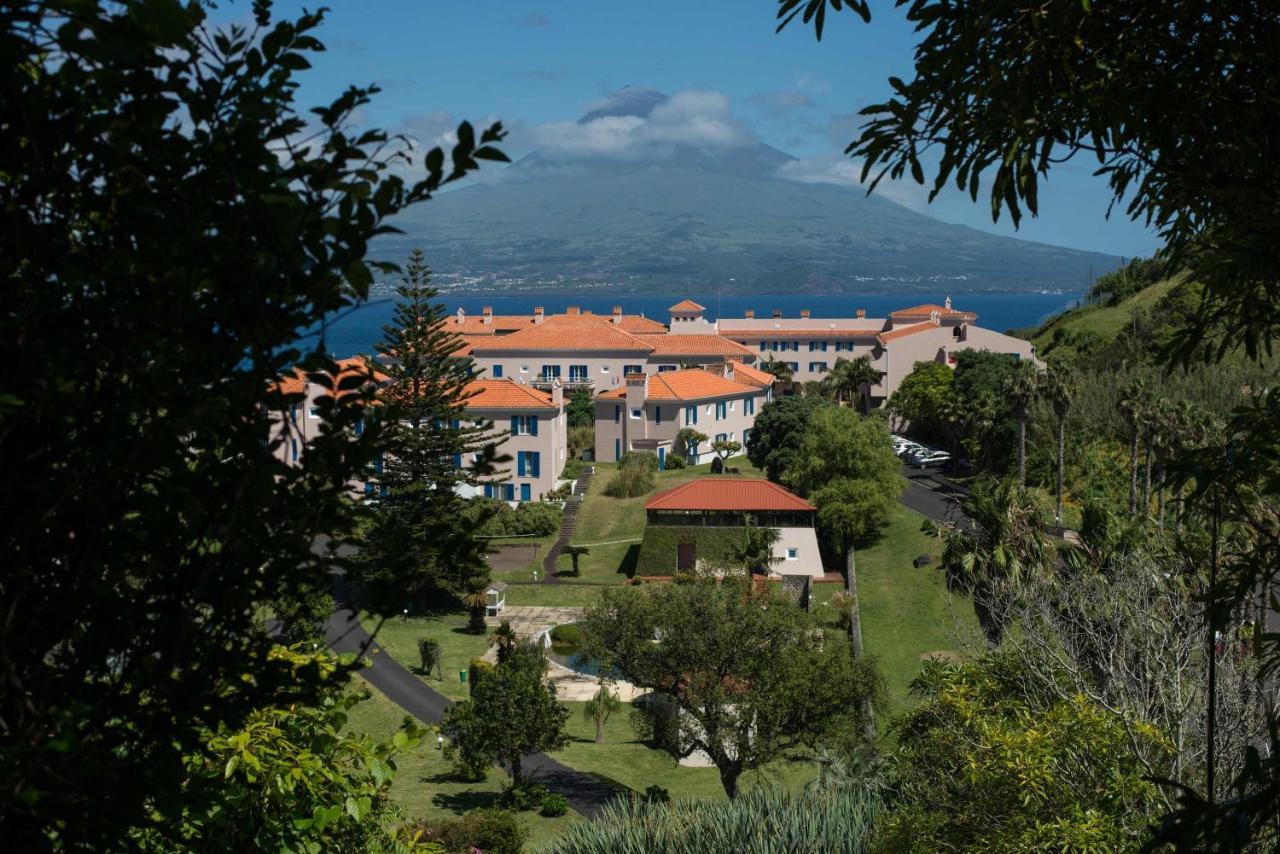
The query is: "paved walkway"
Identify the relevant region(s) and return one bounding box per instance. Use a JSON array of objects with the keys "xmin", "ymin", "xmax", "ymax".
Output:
[
  {"xmin": 325, "ymin": 605, "xmax": 623, "ymax": 818},
  {"xmin": 484, "ymin": 604, "xmax": 584, "ymax": 635}
]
